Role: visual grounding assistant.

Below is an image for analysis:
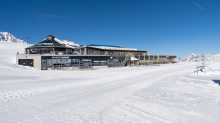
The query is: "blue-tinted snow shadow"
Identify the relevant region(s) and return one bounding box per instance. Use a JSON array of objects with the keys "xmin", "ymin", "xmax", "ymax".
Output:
[{"xmin": 212, "ymin": 80, "xmax": 220, "ymax": 85}]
